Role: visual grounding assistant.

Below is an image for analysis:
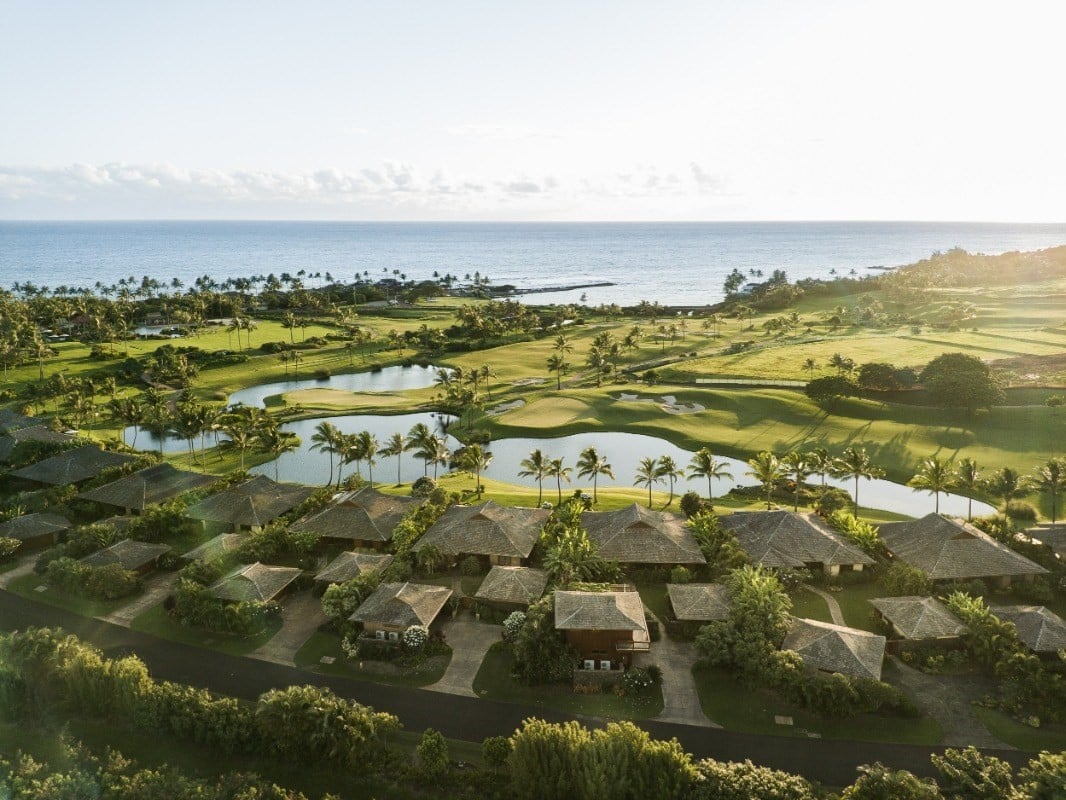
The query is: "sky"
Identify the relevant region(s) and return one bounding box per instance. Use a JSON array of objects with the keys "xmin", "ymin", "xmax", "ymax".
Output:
[{"xmin": 2, "ymin": 0, "xmax": 1065, "ymax": 221}]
